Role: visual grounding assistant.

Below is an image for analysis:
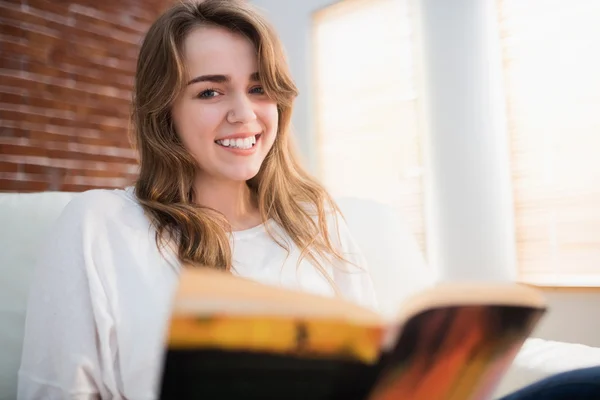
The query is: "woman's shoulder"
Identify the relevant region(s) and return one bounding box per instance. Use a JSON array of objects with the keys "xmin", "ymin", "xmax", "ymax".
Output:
[
  {"xmin": 297, "ymin": 200, "xmax": 354, "ymax": 244},
  {"xmin": 44, "ymin": 187, "xmax": 173, "ymax": 270},
  {"xmin": 66, "ymin": 186, "xmax": 138, "ymax": 212},
  {"xmin": 58, "ymin": 186, "xmax": 148, "ymax": 232}
]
